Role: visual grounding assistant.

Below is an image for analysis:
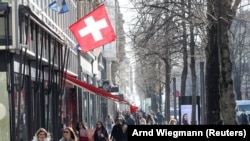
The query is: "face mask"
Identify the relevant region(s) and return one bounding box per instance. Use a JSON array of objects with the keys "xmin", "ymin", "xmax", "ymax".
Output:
[{"xmin": 123, "ymin": 125, "xmax": 128, "ymax": 128}]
